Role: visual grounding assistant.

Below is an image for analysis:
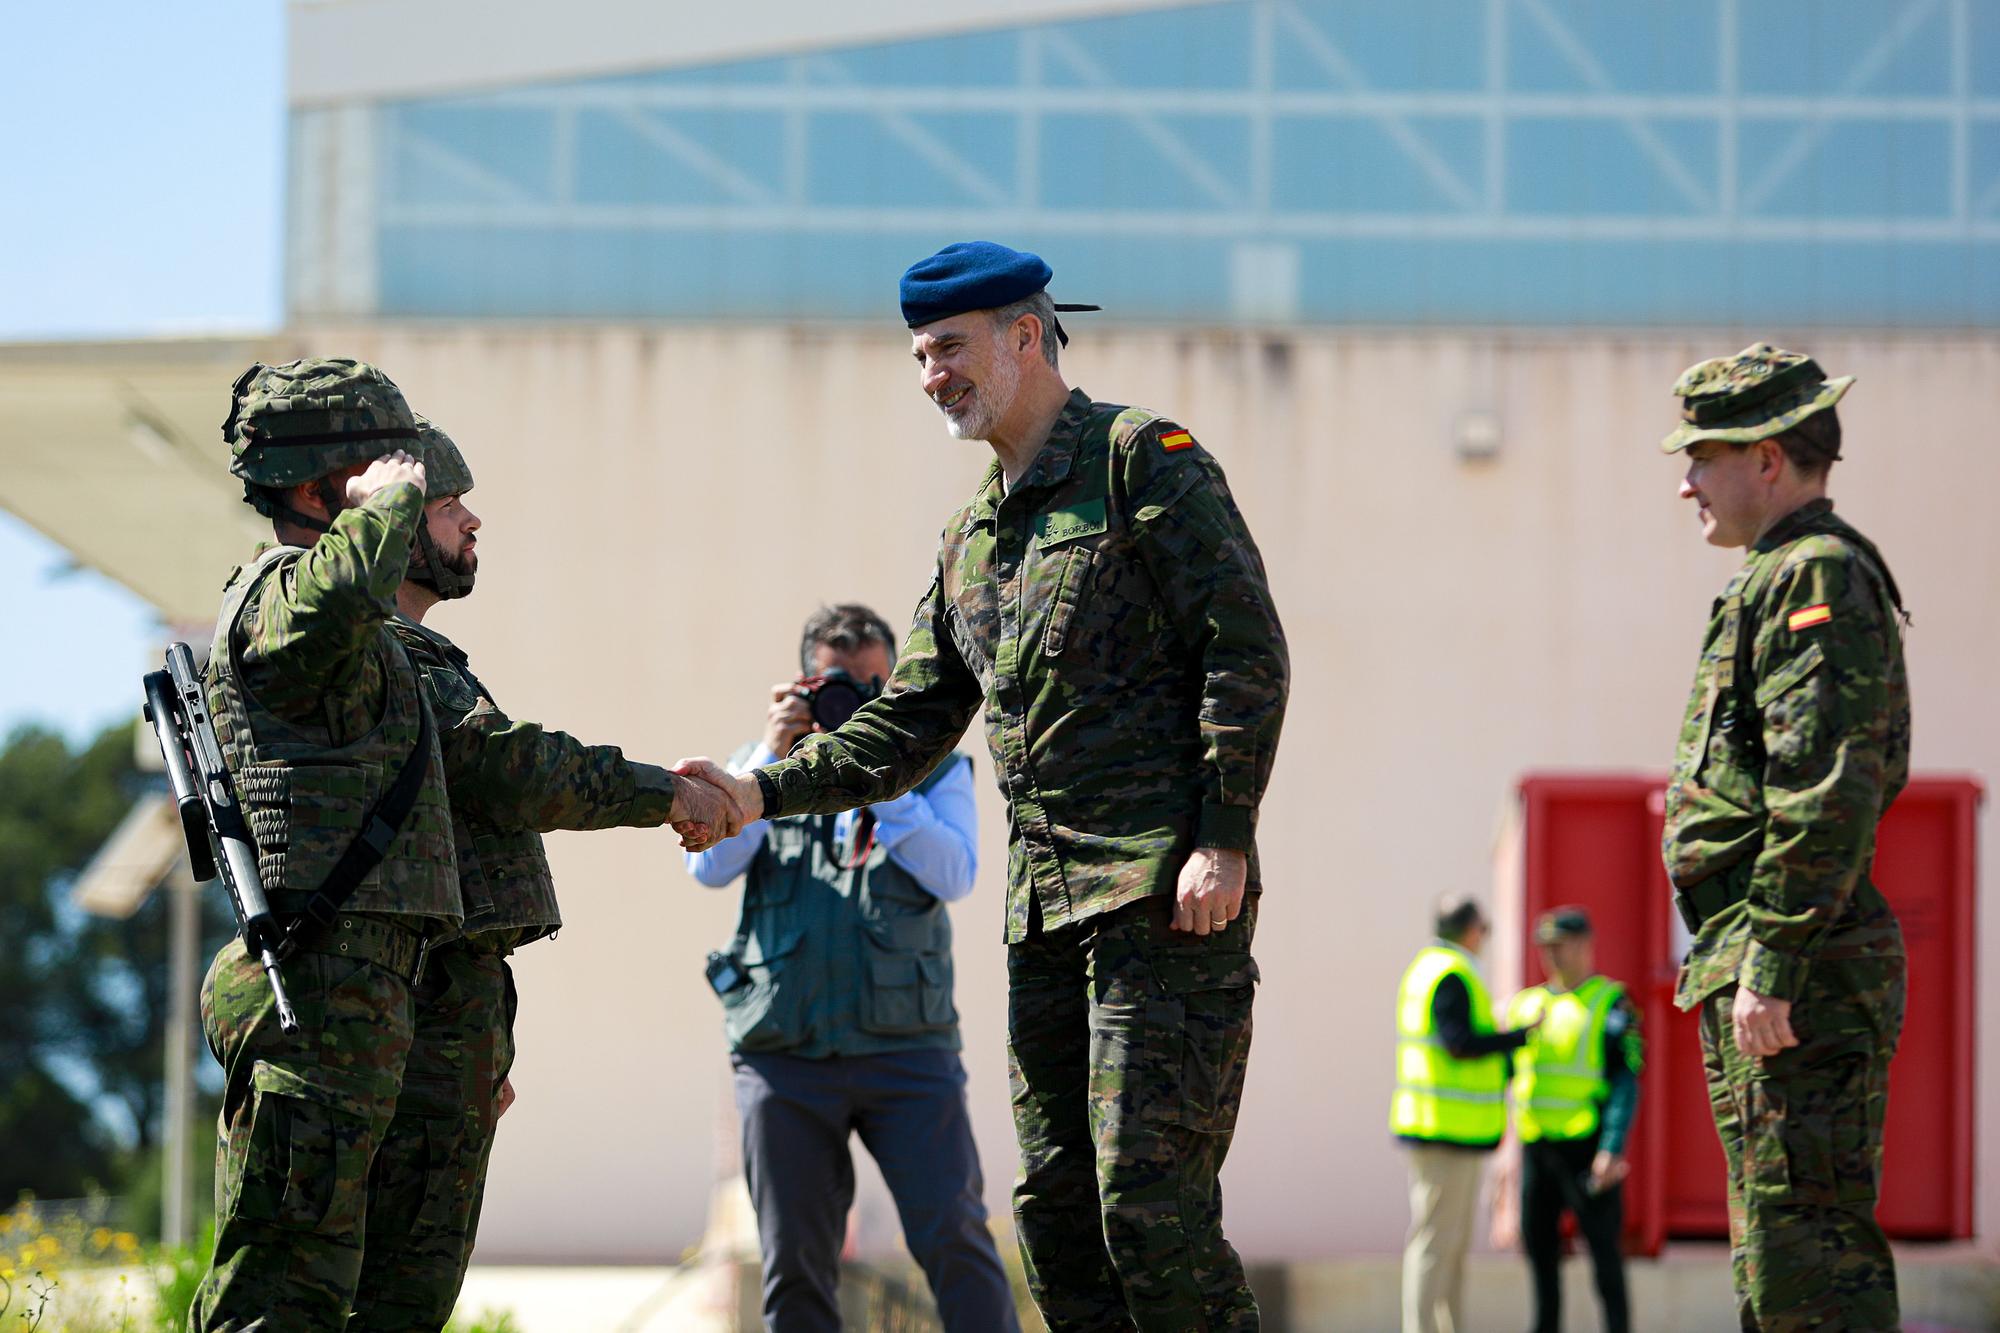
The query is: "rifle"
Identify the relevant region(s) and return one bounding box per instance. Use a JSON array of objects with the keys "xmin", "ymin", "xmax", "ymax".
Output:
[{"xmin": 142, "ymin": 642, "xmax": 299, "ymax": 1034}]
